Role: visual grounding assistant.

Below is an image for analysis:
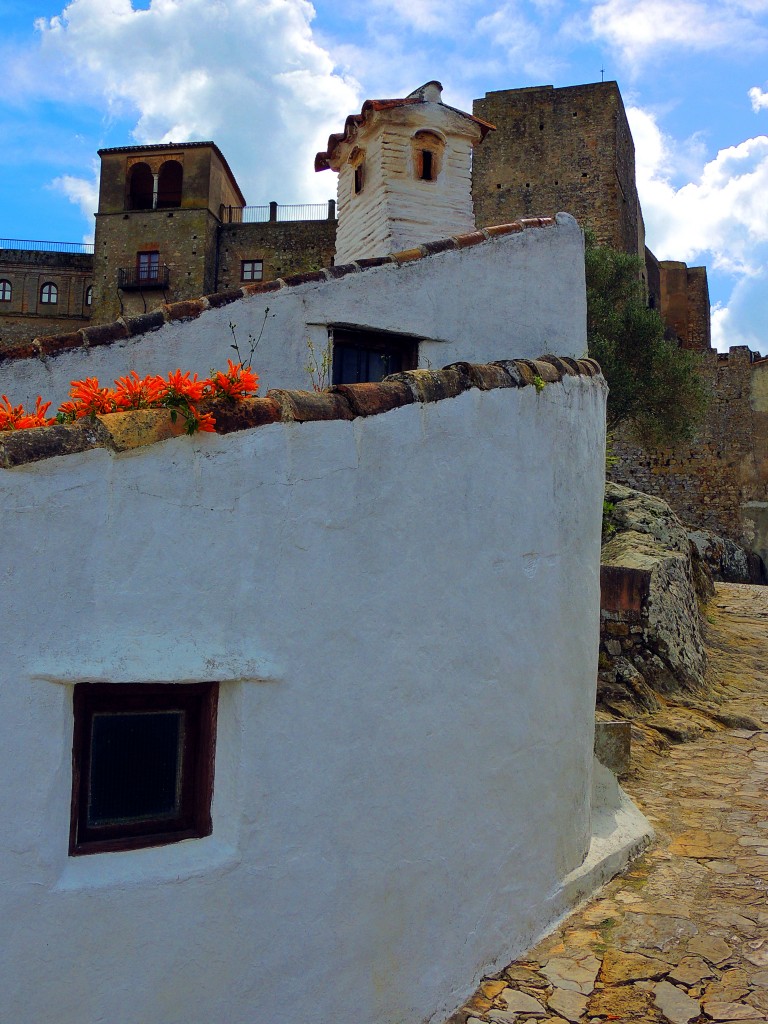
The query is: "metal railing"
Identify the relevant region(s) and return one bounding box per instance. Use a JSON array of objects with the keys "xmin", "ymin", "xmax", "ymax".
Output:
[
  {"xmin": 221, "ymin": 200, "xmax": 336, "ymax": 224},
  {"xmin": 117, "ymin": 264, "xmax": 170, "ymax": 289},
  {"xmin": 0, "ymin": 238, "xmax": 94, "ymax": 254}
]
